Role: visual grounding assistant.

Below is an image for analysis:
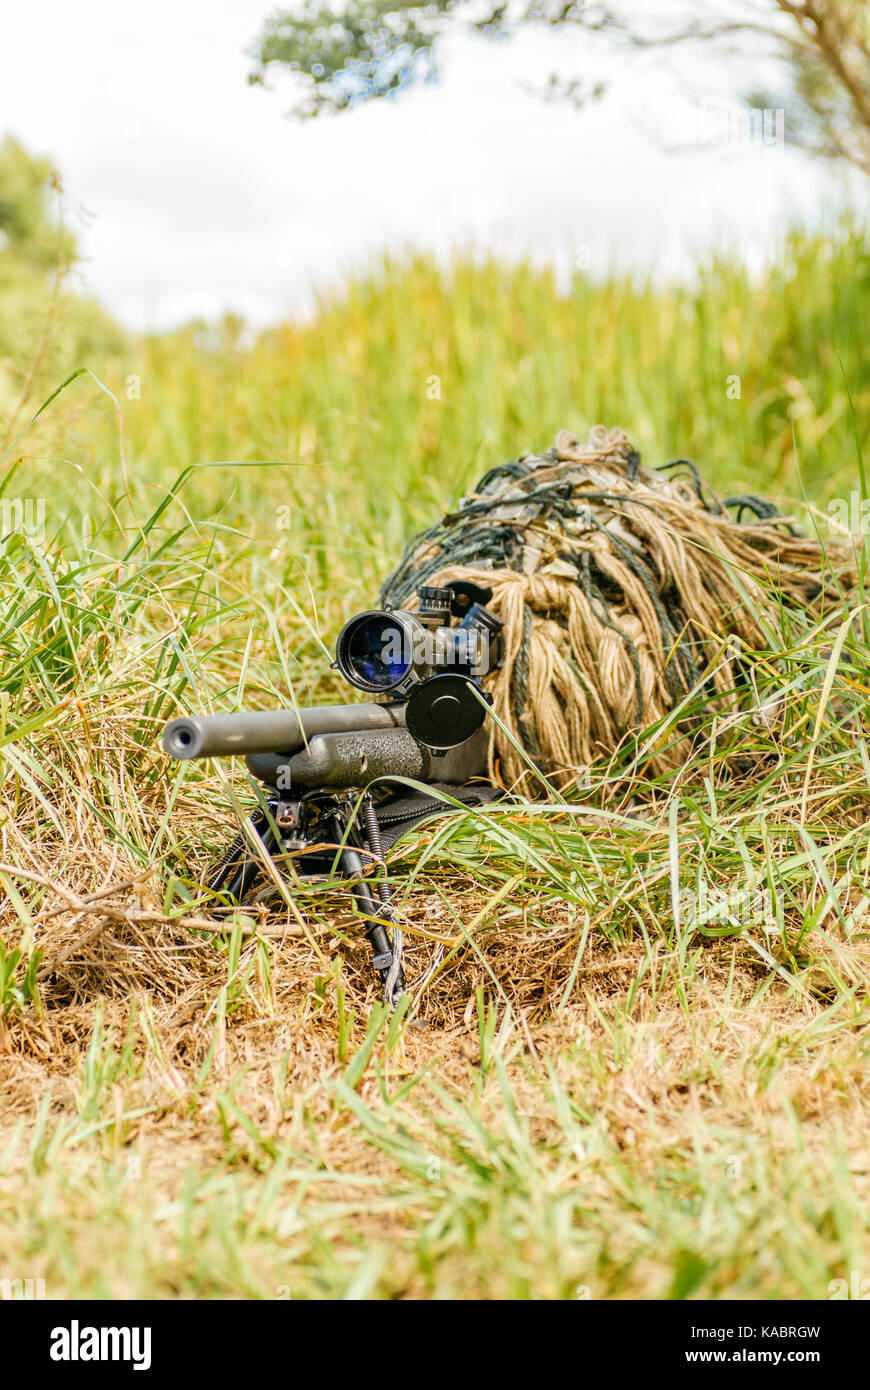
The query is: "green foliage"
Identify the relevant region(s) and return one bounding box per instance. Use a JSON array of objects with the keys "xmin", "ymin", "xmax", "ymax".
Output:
[
  {"xmin": 0, "ymin": 938, "xmax": 41, "ymax": 1022},
  {"xmin": 0, "ymin": 137, "xmax": 75, "ymax": 270},
  {"xmin": 0, "ymin": 138, "xmax": 125, "ymax": 426},
  {"xmin": 249, "ymin": 0, "xmax": 609, "ymax": 116},
  {"xmin": 30, "ymin": 221, "xmax": 867, "ymax": 580},
  {"xmin": 250, "ymin": 0, "xmax": 458, "ymax": 116},
  {"xmin": 745, "ymin": 0, "xmax": 870, "ymax": 176}
]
